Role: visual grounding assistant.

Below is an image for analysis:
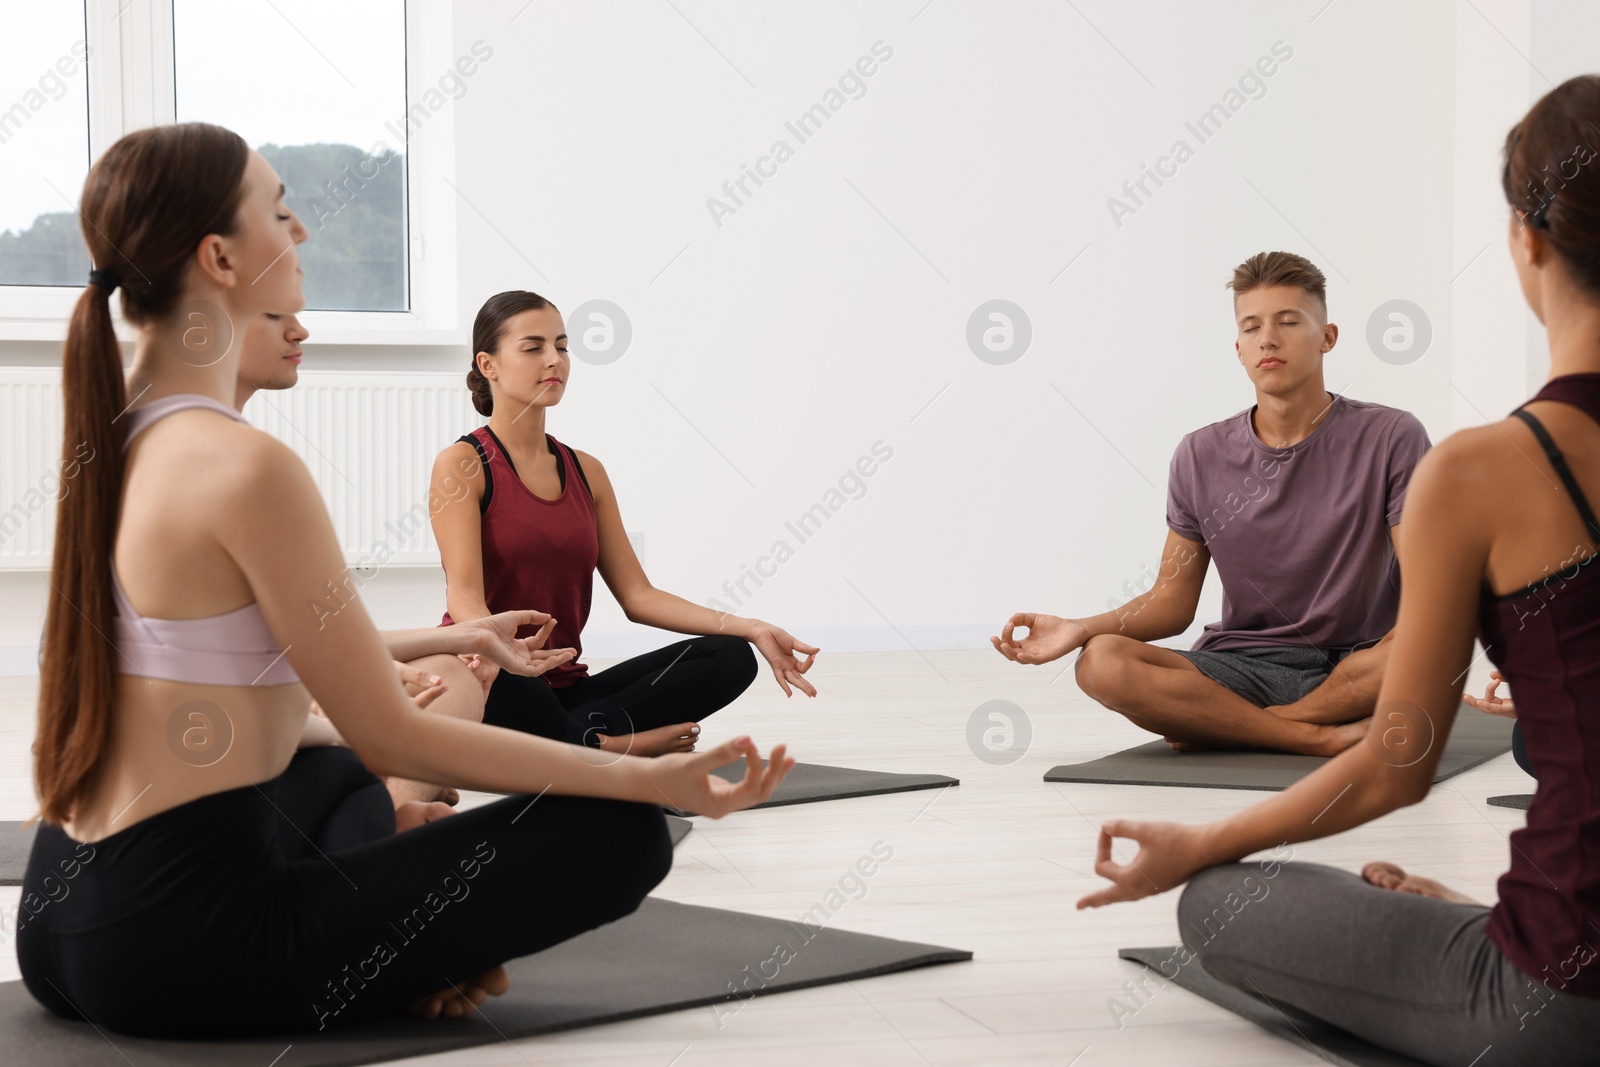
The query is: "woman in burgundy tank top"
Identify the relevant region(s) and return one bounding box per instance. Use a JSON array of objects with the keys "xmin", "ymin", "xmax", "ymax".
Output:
[
  {"xmin": 432, "ymin": 291, "xmax": 821, "ymax": 756},
  {"xmin": 1070, "ymin": 77, "xmax": 1600, "ymax": 1064}
]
